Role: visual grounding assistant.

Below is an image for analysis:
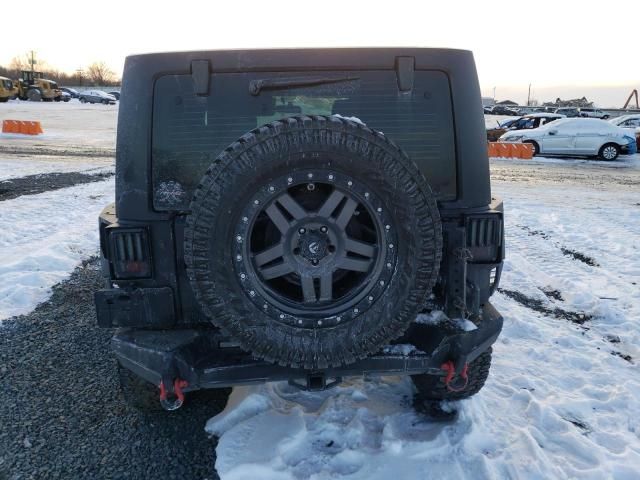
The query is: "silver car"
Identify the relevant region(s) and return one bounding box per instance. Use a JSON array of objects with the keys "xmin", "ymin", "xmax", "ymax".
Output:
[
  {"xmin": 609, "ymin": 114, "xmax": 640, "ymax": 131},
  {"xmin": 577, "ymin": 107, "xmax": 610, "ymax": 119},
  {"xmin": 499, "ymin": 118, "xmax": 637, "ymax": 160},
  {"xmin": 79, "ymin": 90, "xmax": 117, "ymax": 105}
]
